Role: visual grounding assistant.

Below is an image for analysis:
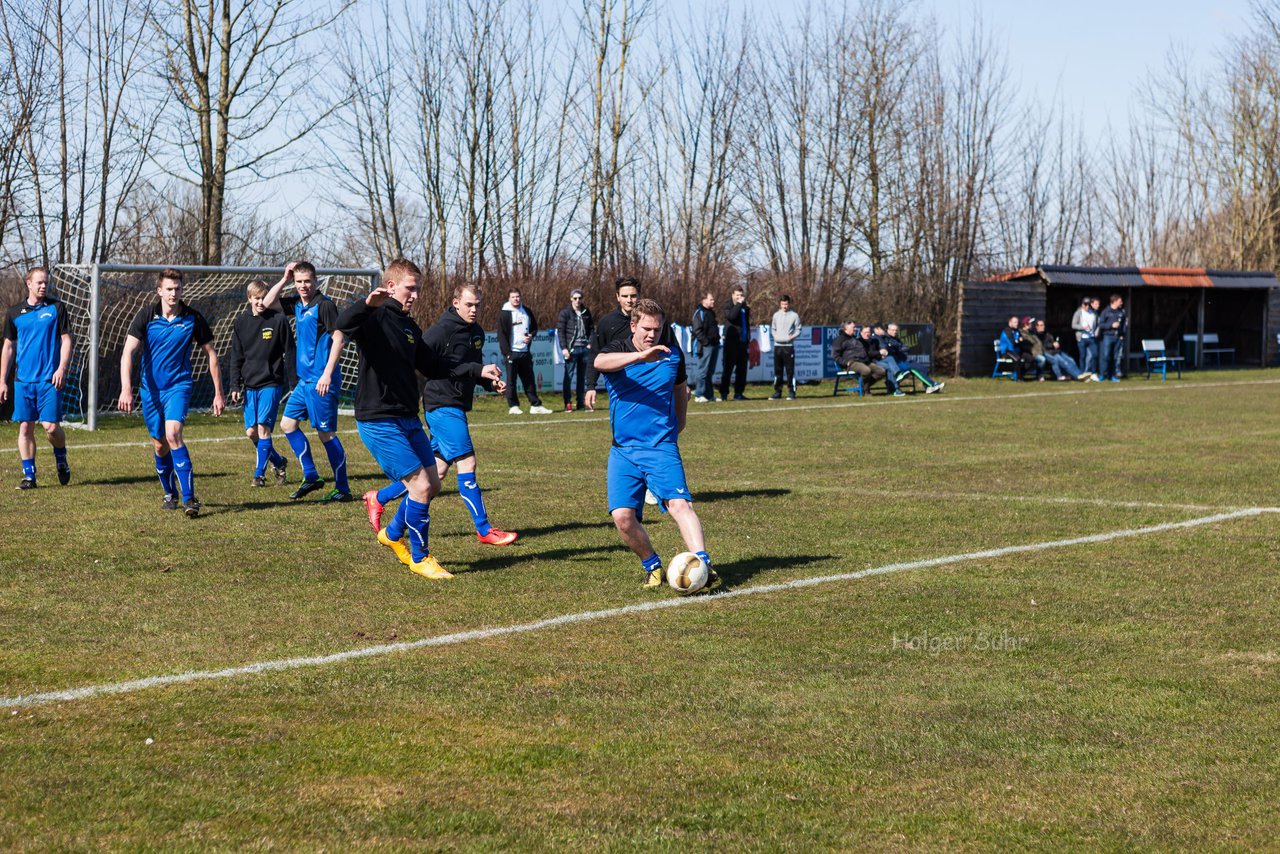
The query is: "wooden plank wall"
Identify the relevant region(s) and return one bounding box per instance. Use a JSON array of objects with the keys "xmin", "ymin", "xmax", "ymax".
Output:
[{"xmin": 955, "ymin": 280, "xmax": 1047, "ymax": 375}]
